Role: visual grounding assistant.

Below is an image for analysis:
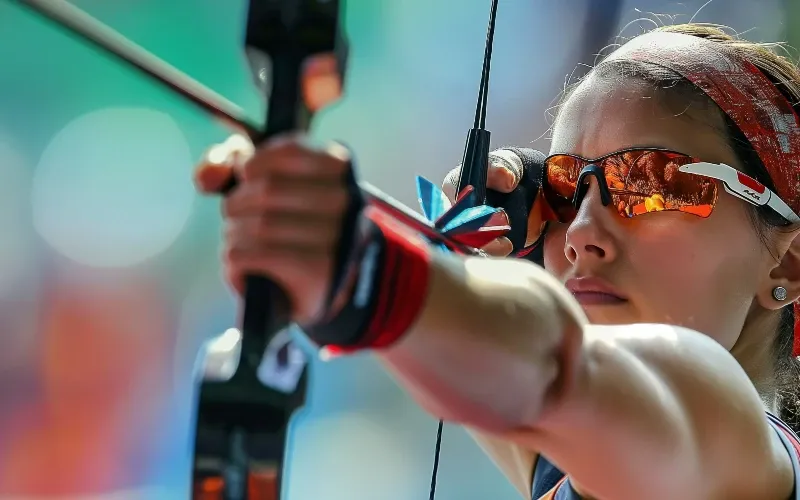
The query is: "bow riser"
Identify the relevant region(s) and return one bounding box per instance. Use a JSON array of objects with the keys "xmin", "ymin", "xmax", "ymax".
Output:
[{"xmin": 194, "ymin": 1, "xmax": 348, "ymax": 499}]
